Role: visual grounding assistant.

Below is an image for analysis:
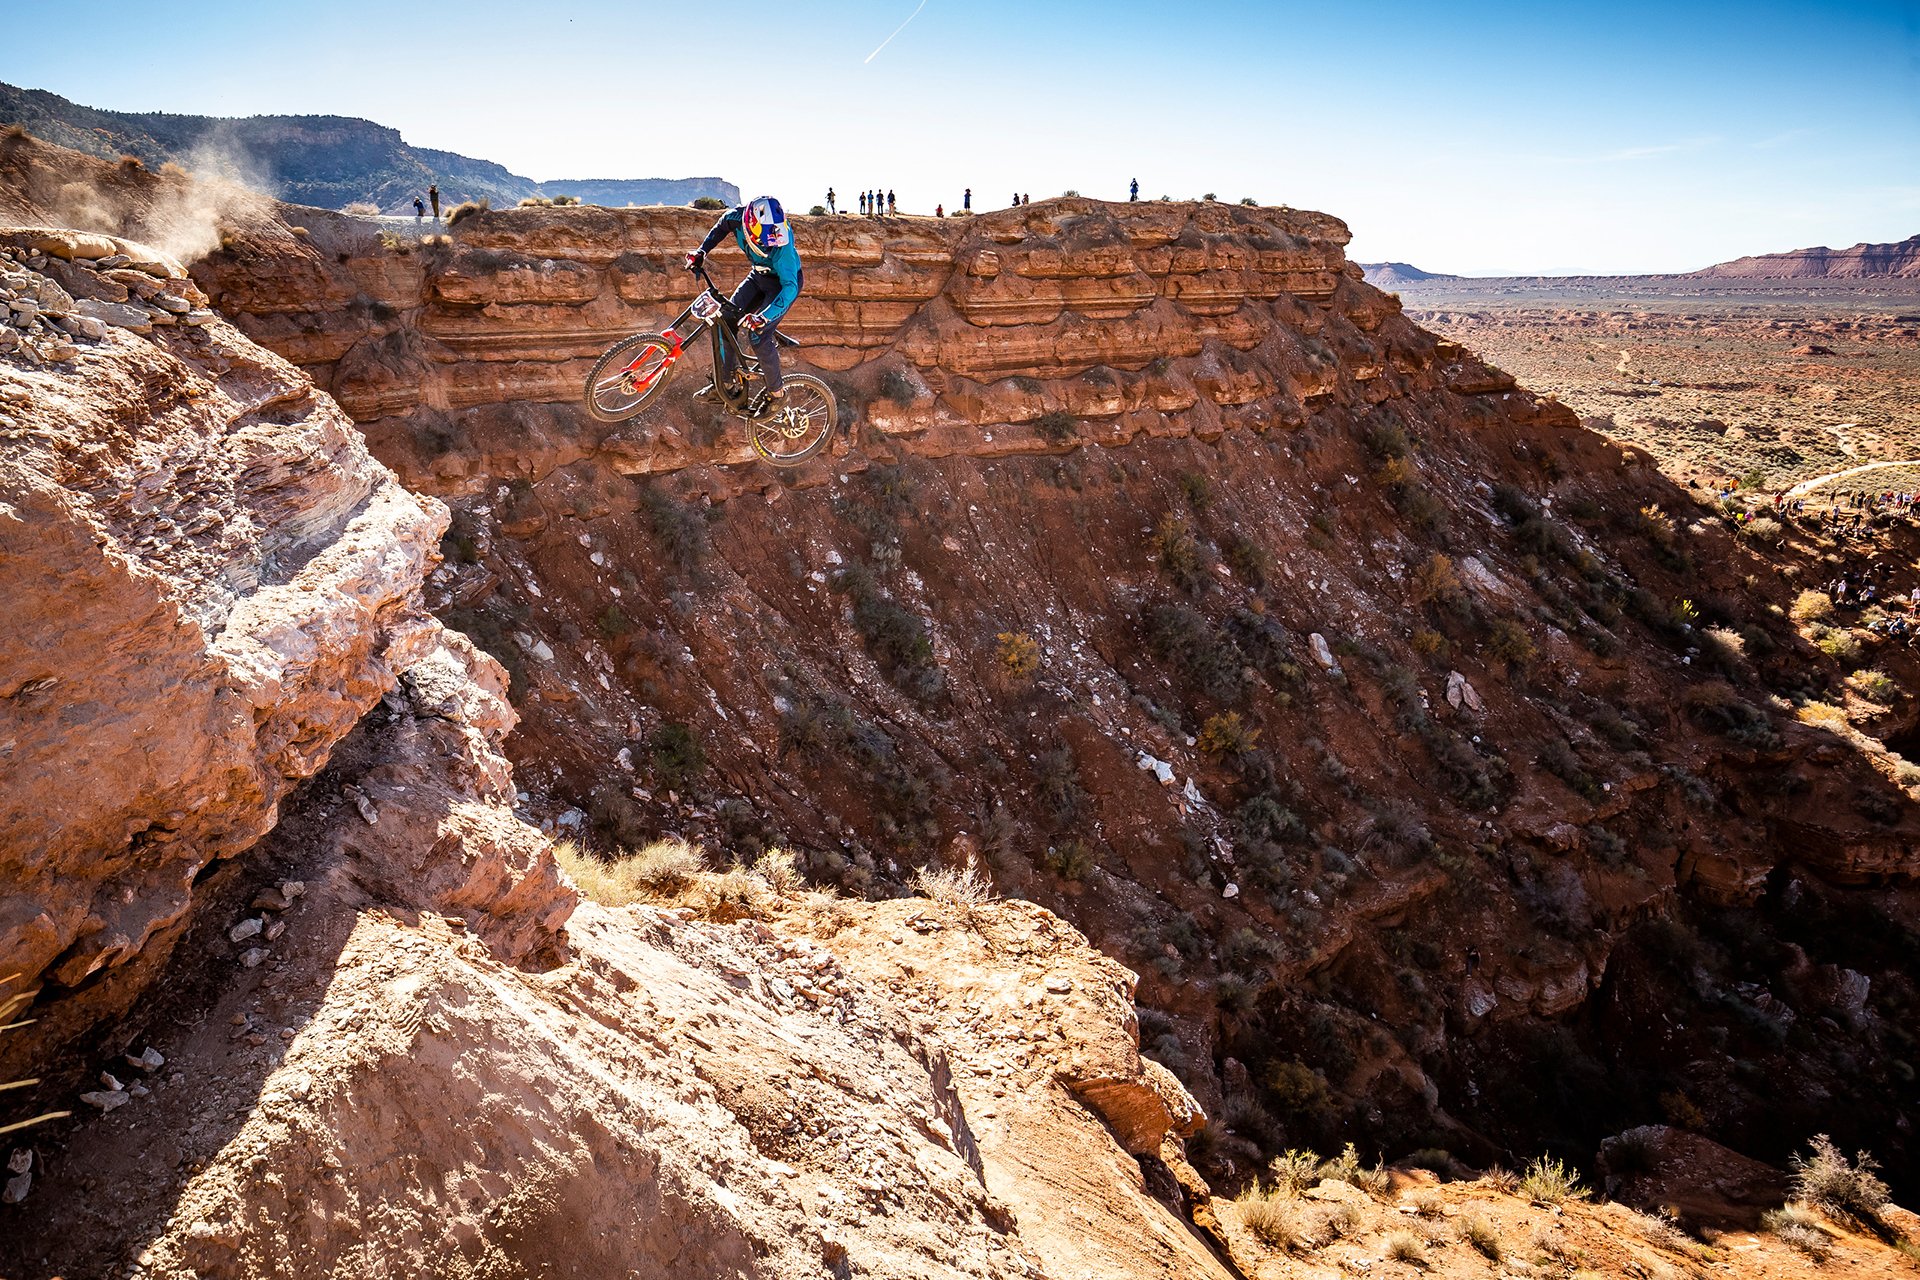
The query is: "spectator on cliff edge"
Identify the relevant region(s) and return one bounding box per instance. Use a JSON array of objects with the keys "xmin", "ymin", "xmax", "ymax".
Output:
[
  {"xmin": 936, "ymin": 204, "xmax": 944, "ymax": 218},
  {"xmin": 827, "ymin": 188, "xmax": 837, "ymax": 214},
  {"xmin": 963, "ymin": 187, "xmax": 972, "ymax": 211},
  {"xmin": 428, "ymin": 184, "xmax": 440, "ymax": 219},
  {"xmin": 1023, "ymin": 193, "xmax": 1031, "ymax": 206},
  {"xmin": 860, "ymin": 190, "xmax": 869, "ymax": 216},
  {"xmin": 1130, "ymin": 178, "xmax": 1139, "ymax": 201},
  {"xmin": 887, "ymin": 189, "xmax": 897, "ymax": 216},
  {"xmin": 414, "ymin": 195, "xmax": 425, "ymax": 221}
]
